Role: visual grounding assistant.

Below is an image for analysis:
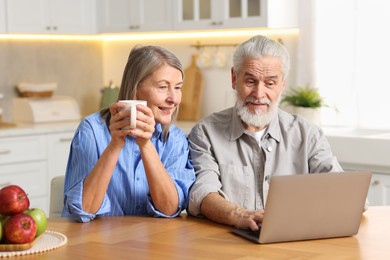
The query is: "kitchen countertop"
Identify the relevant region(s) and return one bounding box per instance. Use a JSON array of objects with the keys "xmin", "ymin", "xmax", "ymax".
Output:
[
  {"xmin": 175, "ymin": 120, "xmax": 196, "ymax": 135},
  {"xmin": 321, "ymin": 127, "xmax": 390, "ymax": 173},
  {"xmin": 322, "ymin": 126, "xmax": 390, "ymax": 139},
  {"xmin": 2, "ymin": 120, "xmax": 389, "ymax": 174},
  {"xmin": 0, "ymin": 120, "xmax": 196, "ymax": 138},
  {"xmin": 0, "ymin": 120, "xmax": 80, "ymax": 138}
]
